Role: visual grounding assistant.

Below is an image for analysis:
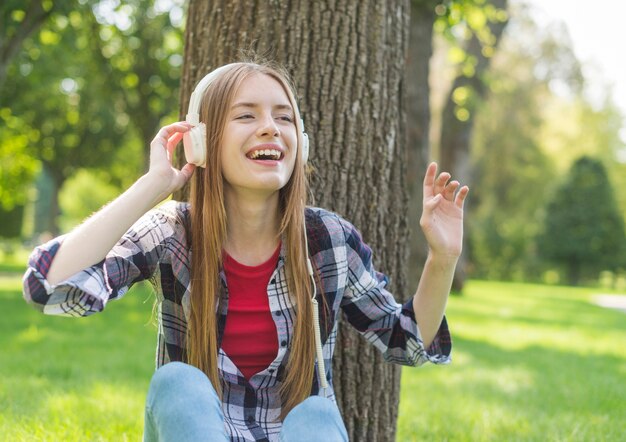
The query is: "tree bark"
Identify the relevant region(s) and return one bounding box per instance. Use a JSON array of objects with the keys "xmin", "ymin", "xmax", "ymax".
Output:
[
  {"xmin": 176, "ymin": 1, "xmax": 411, "ymax": 440},
  {"xmin": 405, "ymin": 0, "xmax": 440, "ymax": 289},
  {"xmin": 439, "ymin": 0, "xmax": 509, "ymax": 291}
]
